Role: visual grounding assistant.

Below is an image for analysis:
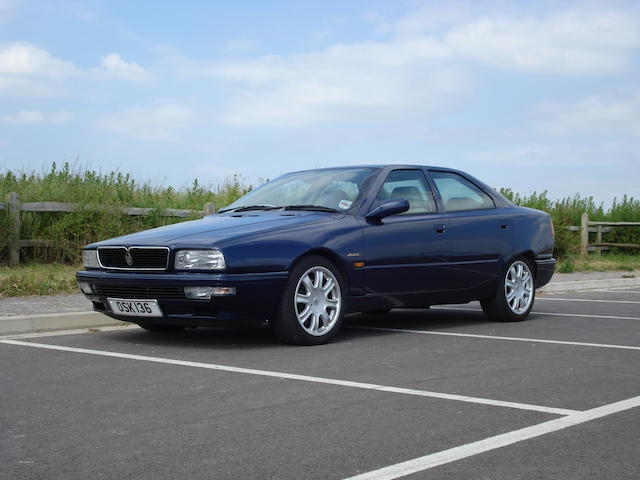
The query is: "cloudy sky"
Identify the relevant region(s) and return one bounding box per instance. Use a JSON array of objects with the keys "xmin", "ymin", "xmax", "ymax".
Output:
[{"xmin": 1, "ymin": 0, "xmax": 639, "ymax": 203}]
